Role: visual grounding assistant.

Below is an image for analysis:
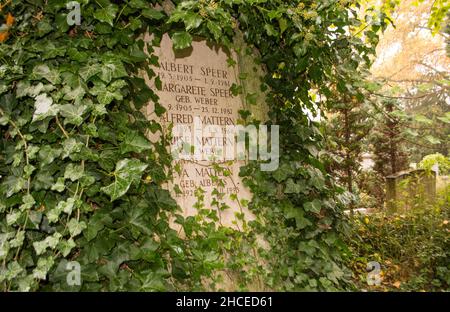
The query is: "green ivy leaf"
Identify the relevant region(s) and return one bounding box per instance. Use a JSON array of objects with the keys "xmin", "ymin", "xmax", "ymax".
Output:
[
  {"xmin": 32, "ymin": 256, "xmax": 54, "ymax": 280},
  {"xmin": 5, "ymin": 261, "xmax": 23, "ymax": 281},
  {"xmin": 119, "ymin": 130, "xmax": 152, "ymax": 154},
  {"xmin": 207, "ymin": 21, "xmax": 221, "ymax": 41},
  {"xmin": 93, "ymin": 4, "xmax": 118, "ymax": 26},
  {"xmin": 64, "ymin": 163, "xmax": 84, "ymax": 182},
  {"xmin": 84, "ymin": 212, "xmax": 112, "ymax": 242},
  {"xmin": 79, "ymin": 64, "xmax": 102, "ymax": 81},
  {"xmin": 264, "ymin": 24, "xmax": 278, "ymax": 36},
  {"xmin": 101, "ymin": 158, "xmax": 148, "ymax": 201},
  {"xmin": 142, "ymin": 8, "xmax": 165, "ymax": 20},
  {"xmin": 100, "ymin": 60, "xmax": 128, "ymax": 83},
  {"xmin": 62, "ymin": 138, "xmax": 84, "ymax": 159},
  {"xmin": 19, "ymin": 194, "xmax": 35, "ymax": 211},
  {"xmin": 171, "ymin": 32, "xmax": 192, "ymax": 50},
  {"xmin": 38, "ymin": 145, "xmax": 62, "ymax": 167},
  {"xmin": 184, "ymin": 12, "xmax": 202, "ymax": 31},
  {"xmin": 0, "ymin": 176, "xmax": 26, "ymax": 198},
  {"xmin": 31, "ymin": 64, "xmax": 61, "ymax": 85},
  {"xmin": 67, "ymin": 219, "xmax": 87, "ymax": 237},
  {"xmin": 32, "ymin": 94, "xmax": 58, "ymax": 122},
  {"xmin": 285, "ymin": 179, "xmax": 306, "ymax": 194},
  {"xmin": 304, "ymin": 199, "xmax": 322, "ymax": 214},
  {"xmin": 9, "ymin": 231, "xmax": 25, "ymax": 248},
  {"xmin": 59, "ymin": 104, "xmax": 87, "ymax": 126},
  {"xmin": 129, "ymin": 0, "xmax": 147, "ymax": 9},
  {"xmin": 33, "ymin": 233, "xmax": 62, "ymax": 255},
  {"xmin": 90, "ymin": 83, "xmax": 124, "ymax": 105},
  {"xmin": 51, "ymin": 177, "xmax": 66, "ymax": 192},
  {"xmin": 57, "ymin": 238, "xmax": 76, "ymax": 257}
]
